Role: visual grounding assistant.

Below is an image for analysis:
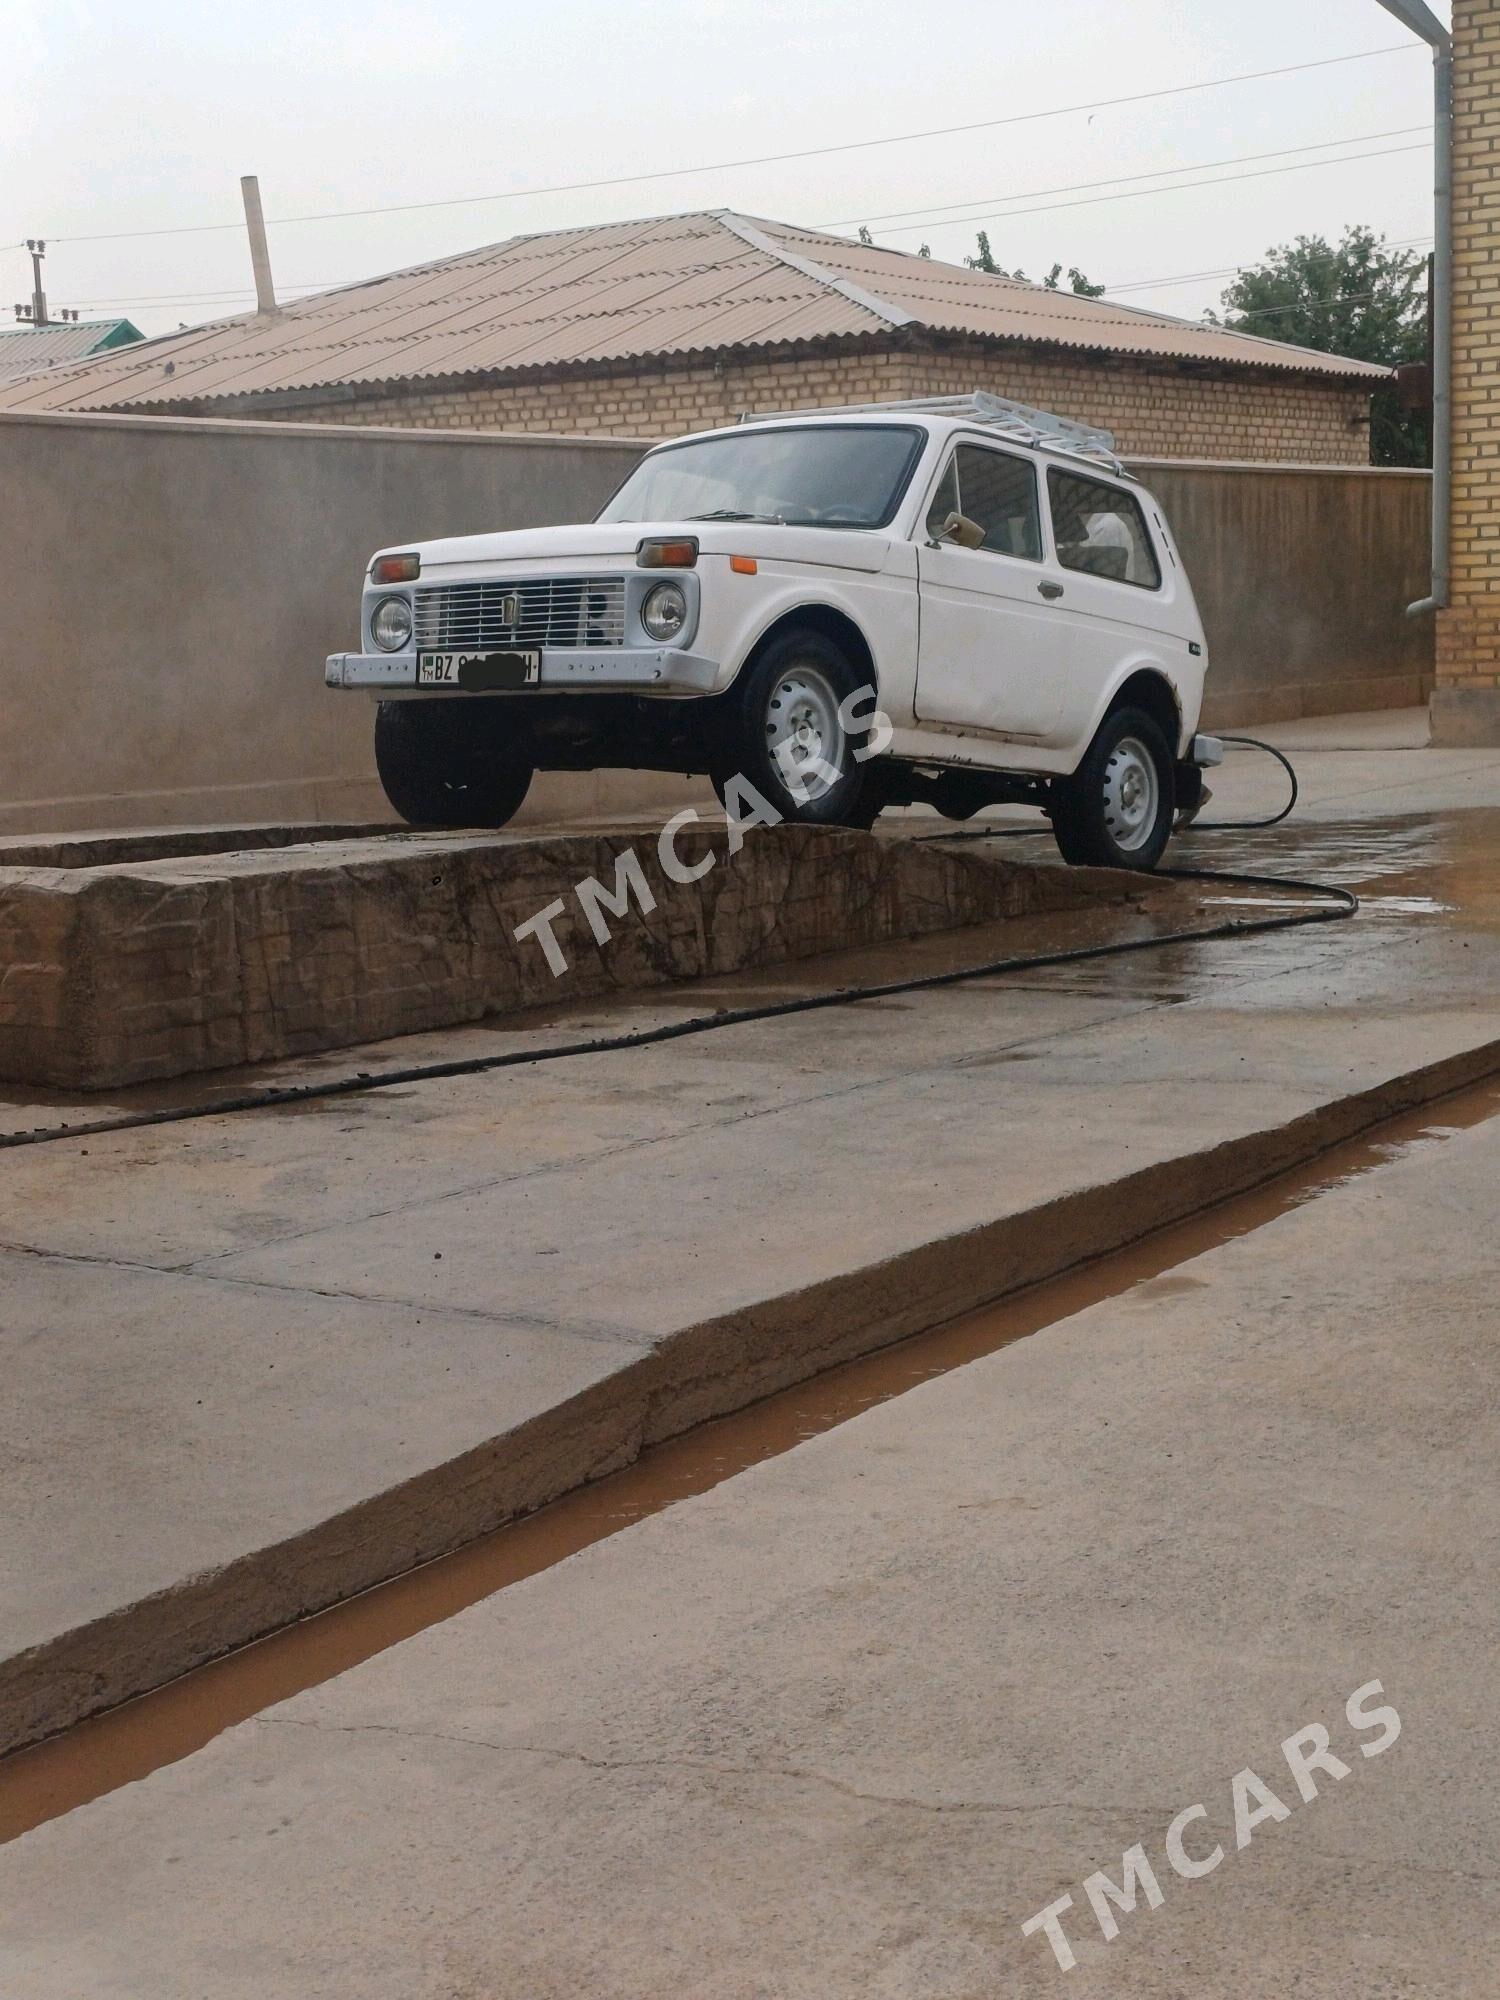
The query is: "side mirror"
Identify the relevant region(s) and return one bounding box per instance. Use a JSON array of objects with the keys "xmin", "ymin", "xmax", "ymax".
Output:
[{"xmin": 936, "ymin": 510, "xmax": 986, "ymax": 551}]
